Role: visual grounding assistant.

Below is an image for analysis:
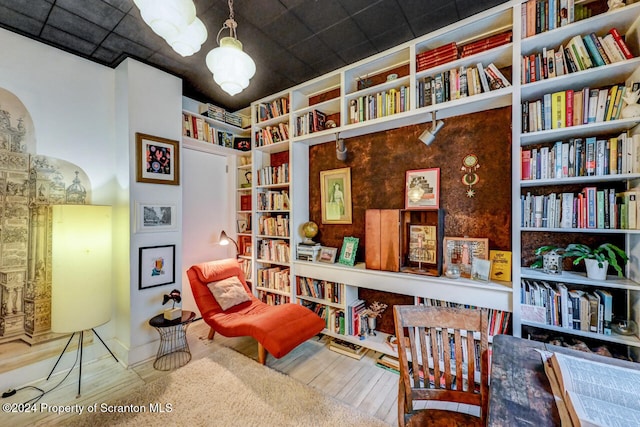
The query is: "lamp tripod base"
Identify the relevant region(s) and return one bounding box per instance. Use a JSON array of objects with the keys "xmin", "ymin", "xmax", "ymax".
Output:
[{"xmin": 47, "ymin": 328, "xmax": 118, "ymax": 398}]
